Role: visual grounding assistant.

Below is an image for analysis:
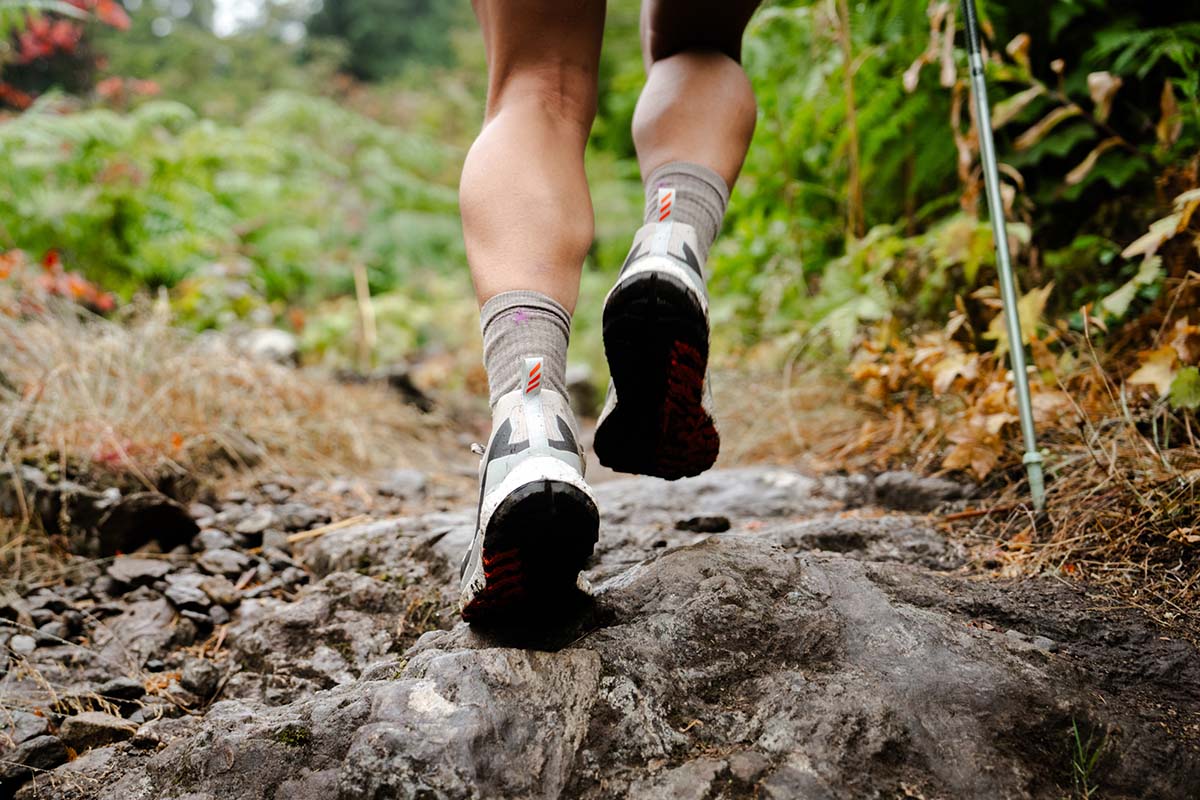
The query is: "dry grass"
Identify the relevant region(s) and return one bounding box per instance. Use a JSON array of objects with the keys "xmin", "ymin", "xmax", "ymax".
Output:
[
  {"xmin": 712, "ymin": 360, "xmax": 867, "ymax": 468},
  {"xmin": 959, "ymin": 350, "xmax": 1200, "ymax": 631},
  {"xmin": 0, "ymin": 302, "xmax": 454, "ymax": 491},
  {"xmin": 716, "ymin": 321, "xmax": 1200, "ymax": 634}
]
